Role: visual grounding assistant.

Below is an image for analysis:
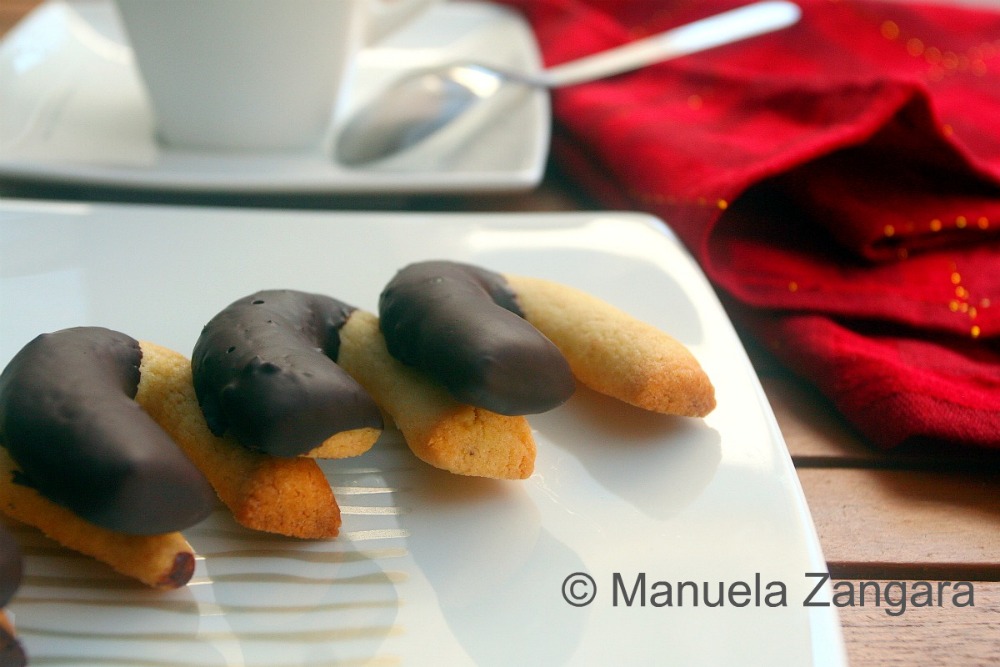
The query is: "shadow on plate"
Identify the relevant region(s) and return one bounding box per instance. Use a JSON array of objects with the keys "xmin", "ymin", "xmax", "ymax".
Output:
[
  {"xmin": 532, "ymin": 383, "xmax": 722, "ymax": 520},
  {"xmin": 397, "ymin": 466, "xmax": 588, "ymax": 666}
]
